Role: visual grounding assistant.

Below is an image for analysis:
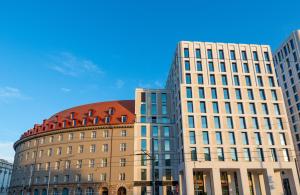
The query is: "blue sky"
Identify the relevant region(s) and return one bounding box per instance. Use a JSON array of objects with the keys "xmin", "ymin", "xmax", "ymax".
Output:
[{"xmin": 0, "ymin": 0, "xmax": 299, "ymax": 162}]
